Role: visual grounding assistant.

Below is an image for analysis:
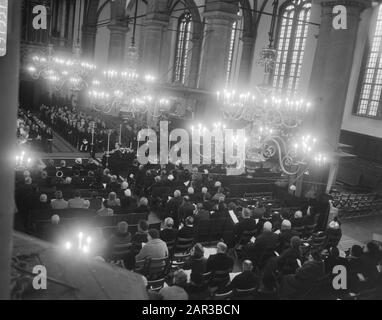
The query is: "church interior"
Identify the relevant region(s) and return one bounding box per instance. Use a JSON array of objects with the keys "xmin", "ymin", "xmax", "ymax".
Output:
[{"xmin": 0, "ymin": 0, "xmax": 382, "ymax": 300}]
